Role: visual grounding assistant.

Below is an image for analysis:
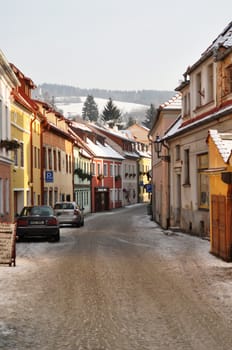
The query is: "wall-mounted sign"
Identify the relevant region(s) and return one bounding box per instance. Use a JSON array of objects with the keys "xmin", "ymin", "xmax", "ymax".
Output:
[{"xmin": 45, "ymin": 171, "xmax": 54, "ymax": 183}]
